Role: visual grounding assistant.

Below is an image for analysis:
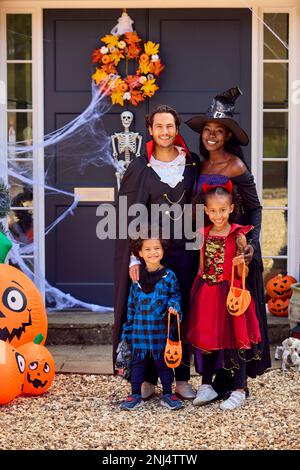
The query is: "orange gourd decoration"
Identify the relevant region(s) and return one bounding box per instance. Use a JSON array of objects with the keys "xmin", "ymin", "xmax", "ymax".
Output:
[
  {"xmin": 164, "ymin": 311, "xmax": 182, "ymax": 368},
  {"xmin": 267, "ymin": 298, "xmax": 290, "ymax": 317},
  {"xmin": 0, "ymin": 340, "xmax": 26, "ymax": 404},
  {"xmin": 266, "ymin": 273, "xmax": 297, "ymax": 299},
  {"xmin": 18, "ymin": 334, "xmax": 55, "ymax": 395},
  {"xmin": 0, "ymin": 265, "xmax": 47, "ymax": 347}
]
